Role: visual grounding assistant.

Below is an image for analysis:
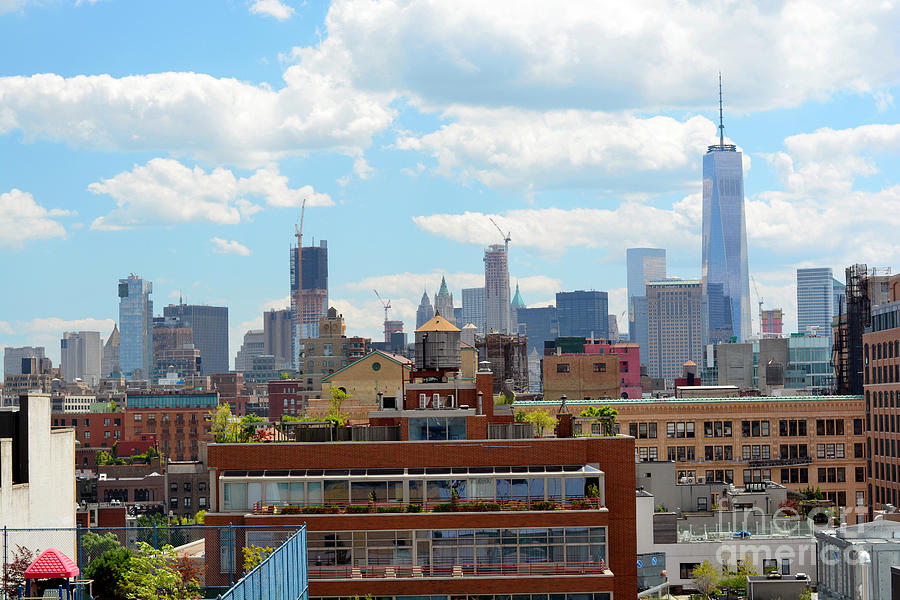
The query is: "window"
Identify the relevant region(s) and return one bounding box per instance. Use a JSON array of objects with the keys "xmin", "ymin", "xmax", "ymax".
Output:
[
  {"xmin": 557, "ymin": 363, "xmax": 570, "ymax": 373},
  {"xmin": 680, "ymin": 563, "xmax": 701, "ymax": 580},
  {"xmin": 592, "ymin": 363, "xmax": 607, "ymax": 373},
  {"xmin": 742, "ymin": 420, "xmax": 770, "ymax": 437},
  {"xmin": 856, "ymin": 467, "xmax": 866, "ymax": 482},
  {"xmin": 781, "ymin": 559, "xmax": 791, "ymax": 575},
  {"xmin": 104, "ymin": 418, "xmax": 110, "ymax": 427},
  {"xmin": 84, "ymin": 431, "xmax": 90, "ymax": 439},
  {"xmin": 134, "ymin": 414, "xmax": 142, "ymax": 421},
  {"xmin": 184, "ymin": 497, "xmax": 191, "ymax": 508},
  {"xmin": 854, "ymin": 418, "xmax": 864, "ymax": 435},
  {"xmin": 857, "ymin": 491, "xmax": 866, "ymax": 506}
]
